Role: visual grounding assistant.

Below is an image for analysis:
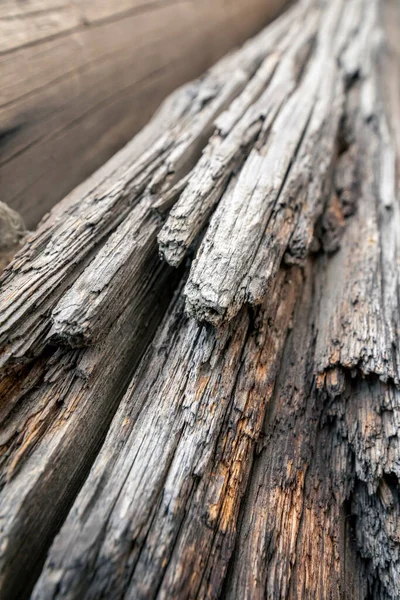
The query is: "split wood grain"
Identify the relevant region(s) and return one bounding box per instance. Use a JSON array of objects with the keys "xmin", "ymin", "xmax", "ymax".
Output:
[
  {"xmin": 0, "ymin": 32, "xmax": 273, "ymax": 368},
  {"xmin": 0, "ymin": 0, "xmax": 288, "ymax": 228},
  {"xmin": 227, "ymin": 261, "xmax": 400, "ymax": 600},
  {"xmin": 157, "ymin": 2, "xmax": 310, "ymax": 267},
  {"xmin": 159, "ymin": 0, "xmax": 374, "ymax": 326},
  {"xmin": 32, "ymin": 266, "xmax": 302, "ymax": 600},
  {"xmin": 0, "ymin": 253, "xmax": 178, "ymax": 600},
  {"xmin": 0, "ymin": 0, "xmax": 399, "ymax": 598},
  {"xmin": 0, "ymin": 17, "xmax": 297, "ymax": 598}
]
